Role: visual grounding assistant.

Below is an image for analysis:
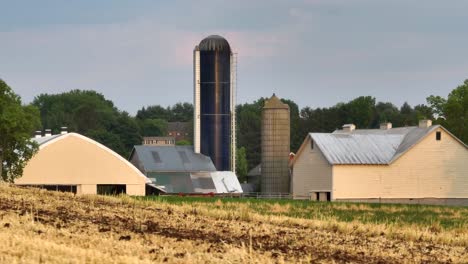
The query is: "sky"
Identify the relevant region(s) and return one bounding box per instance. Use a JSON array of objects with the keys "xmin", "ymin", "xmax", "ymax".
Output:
[{"xmin": 1, "ymin": 0, "xmax": 467, "ymax": 114}]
